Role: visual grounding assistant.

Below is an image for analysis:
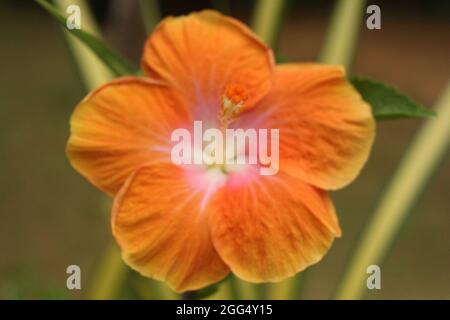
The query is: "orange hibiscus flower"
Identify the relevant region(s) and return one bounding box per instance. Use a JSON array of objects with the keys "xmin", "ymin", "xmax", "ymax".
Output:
[{"xmin": 67, "ymin": 10, "xmax": 375, "ymax": 292}]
